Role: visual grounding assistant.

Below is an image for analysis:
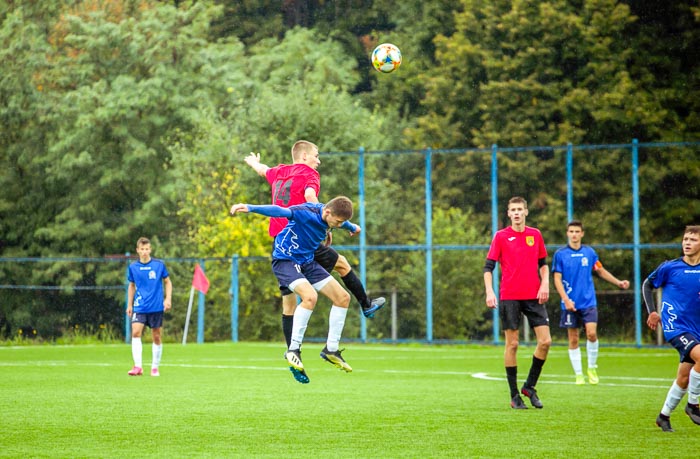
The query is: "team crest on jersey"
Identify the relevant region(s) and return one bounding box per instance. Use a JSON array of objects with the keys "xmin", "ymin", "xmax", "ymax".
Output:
[
  {"xmin": 526, "ymin": 236, "xmax": 535, "ymax": 246},
  {"xmin": 149, "ymin": 270, "xmax": 157, "ymax": 280}
]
